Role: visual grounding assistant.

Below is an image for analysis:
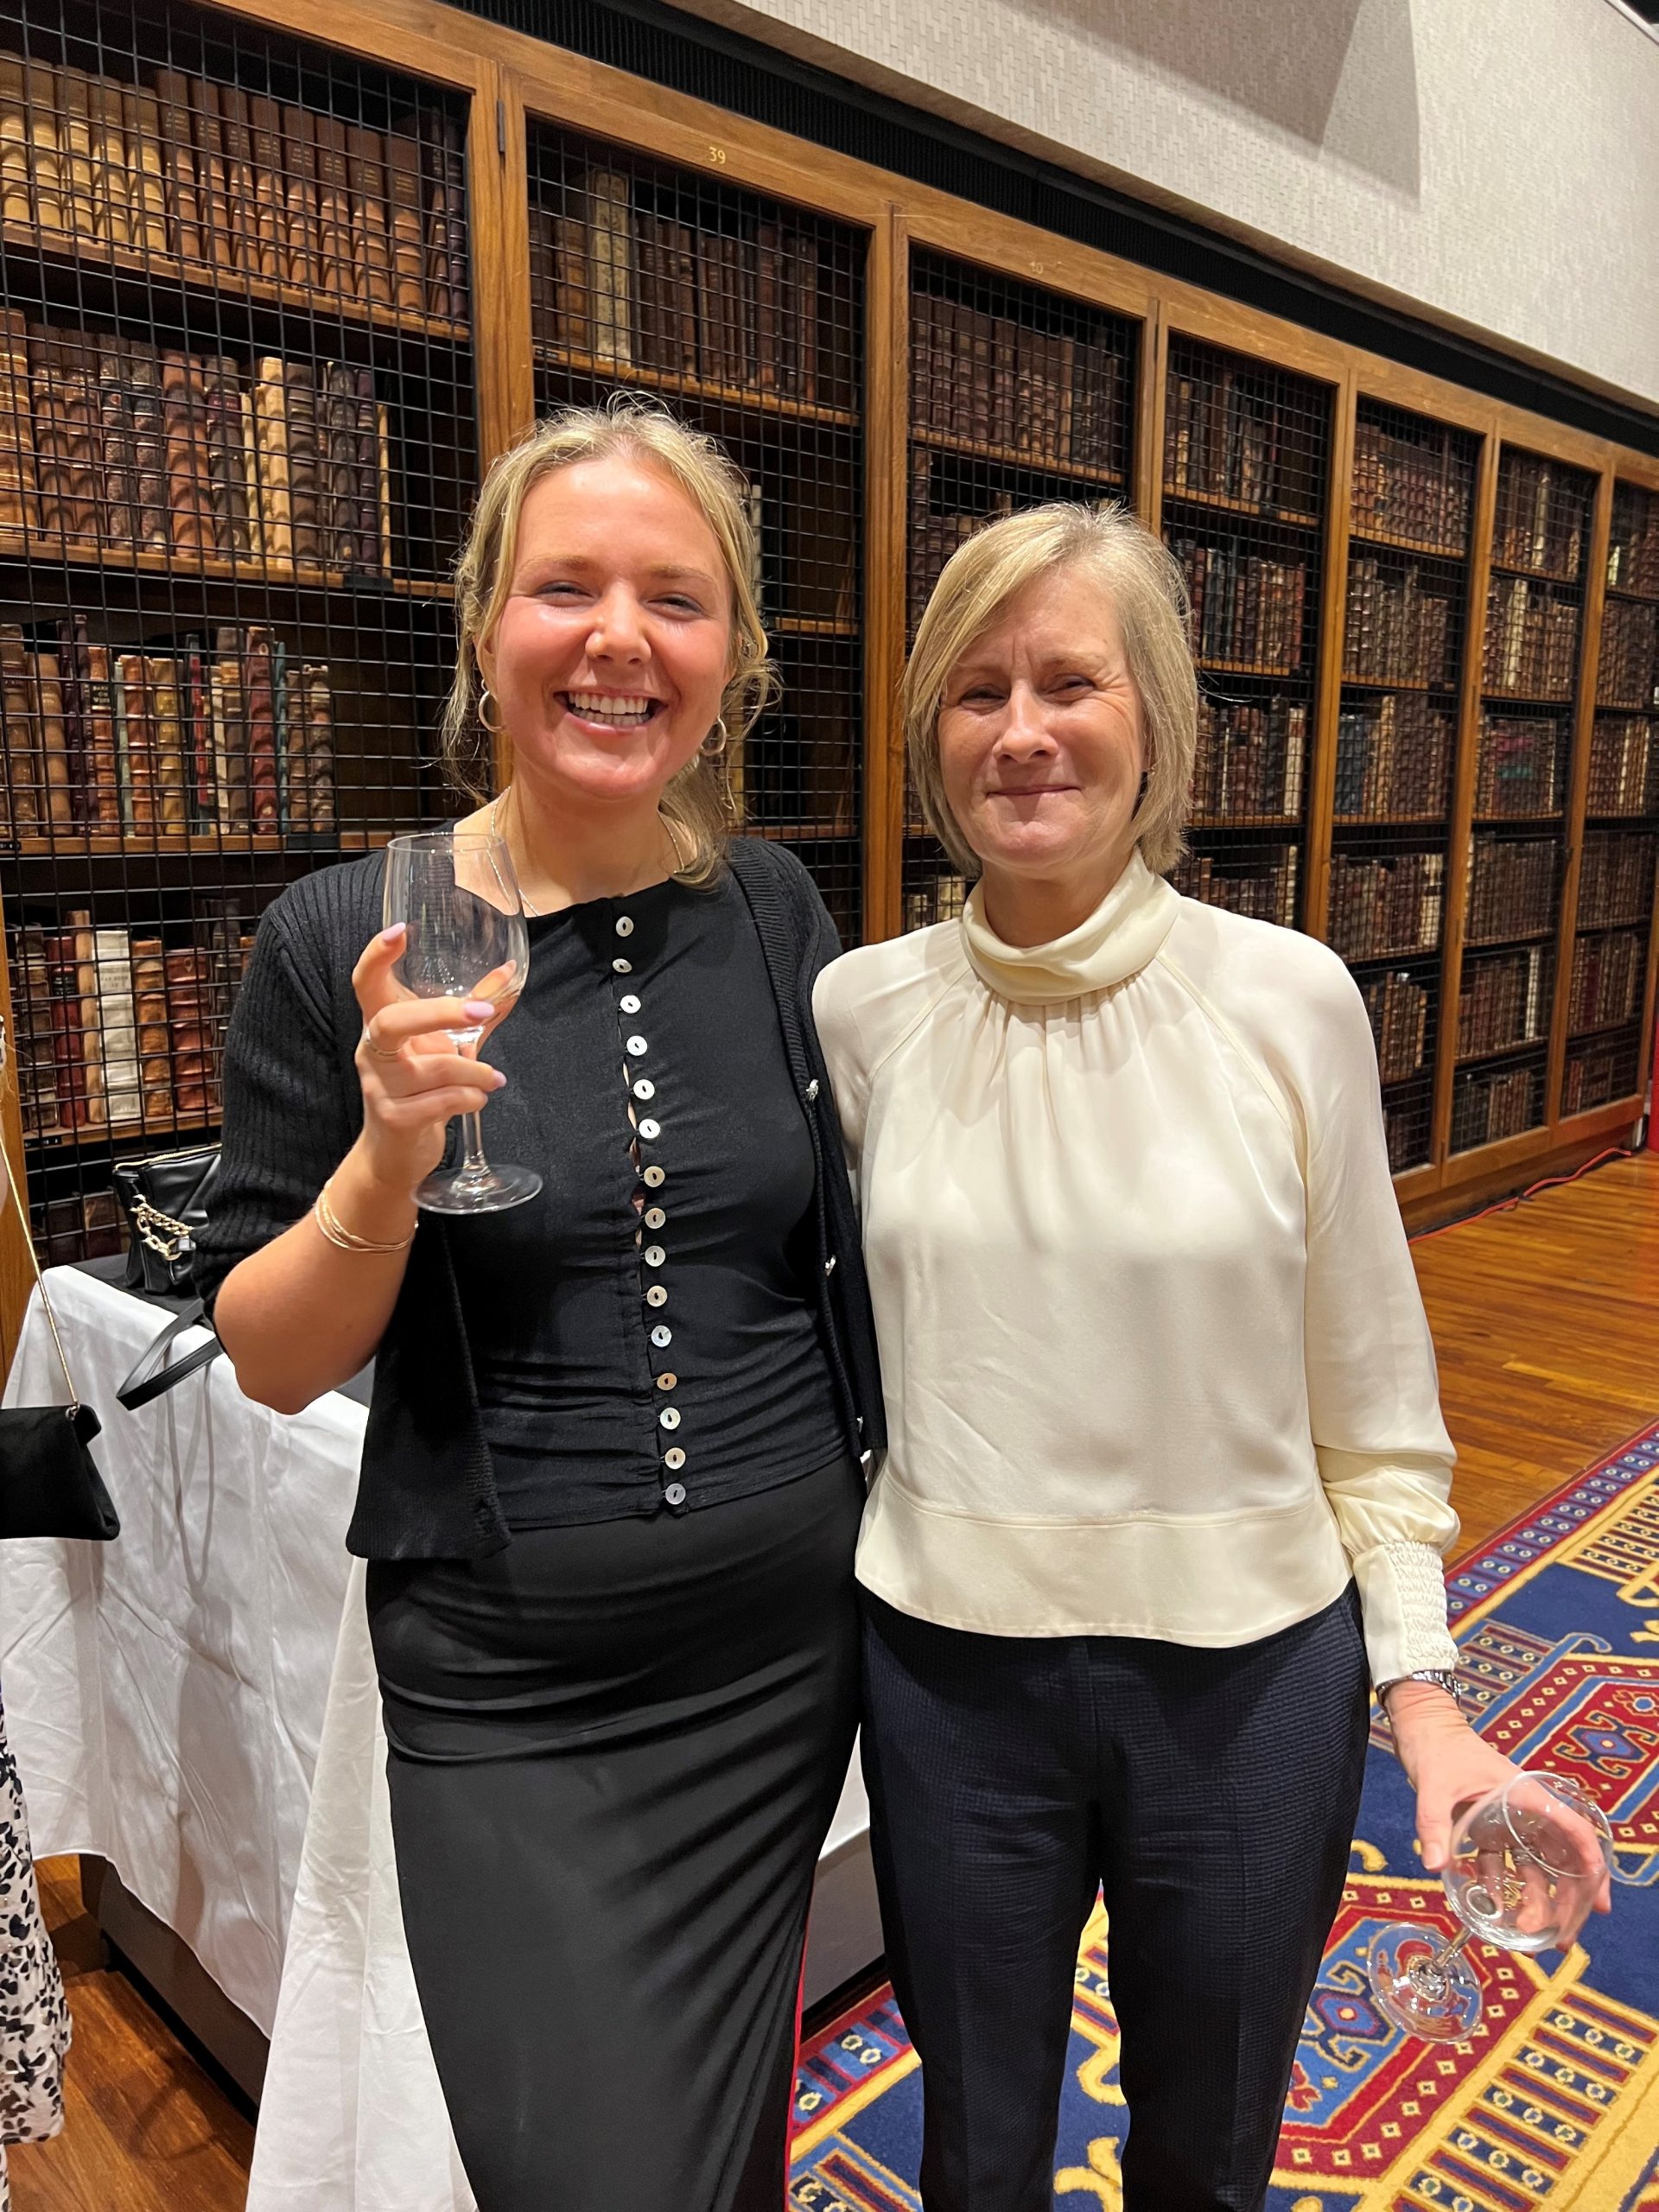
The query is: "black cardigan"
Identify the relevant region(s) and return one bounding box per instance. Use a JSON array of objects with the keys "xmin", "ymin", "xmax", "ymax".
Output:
[{"xmin": 194, "ymin": 837, "xmax": 887, "ymax": 1560}]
